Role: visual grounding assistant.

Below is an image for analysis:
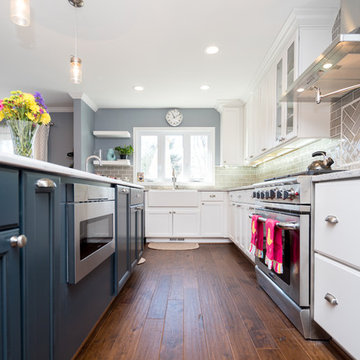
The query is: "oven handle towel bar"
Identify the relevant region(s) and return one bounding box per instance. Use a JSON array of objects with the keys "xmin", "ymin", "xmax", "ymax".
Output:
[{"xmin": 248, "ymin": 214, "xmax": 299, "ymax": 231}]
